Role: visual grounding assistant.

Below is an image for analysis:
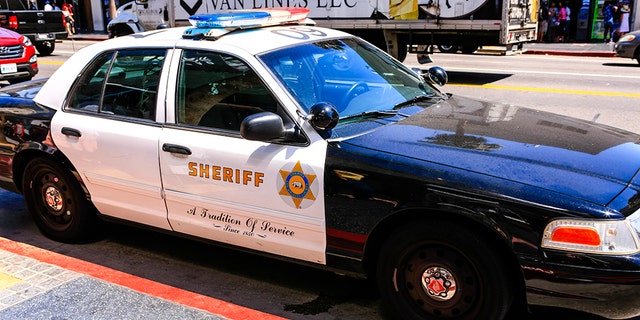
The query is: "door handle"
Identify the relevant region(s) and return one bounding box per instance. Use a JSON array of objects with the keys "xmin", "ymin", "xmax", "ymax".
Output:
[
  {"xmin": 162, "ymin": 143, "xmax": 192, "ymax": 155},
  {"xmin": 61, "ymin": 127, "xmax": 81, "ymax": 137}
]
